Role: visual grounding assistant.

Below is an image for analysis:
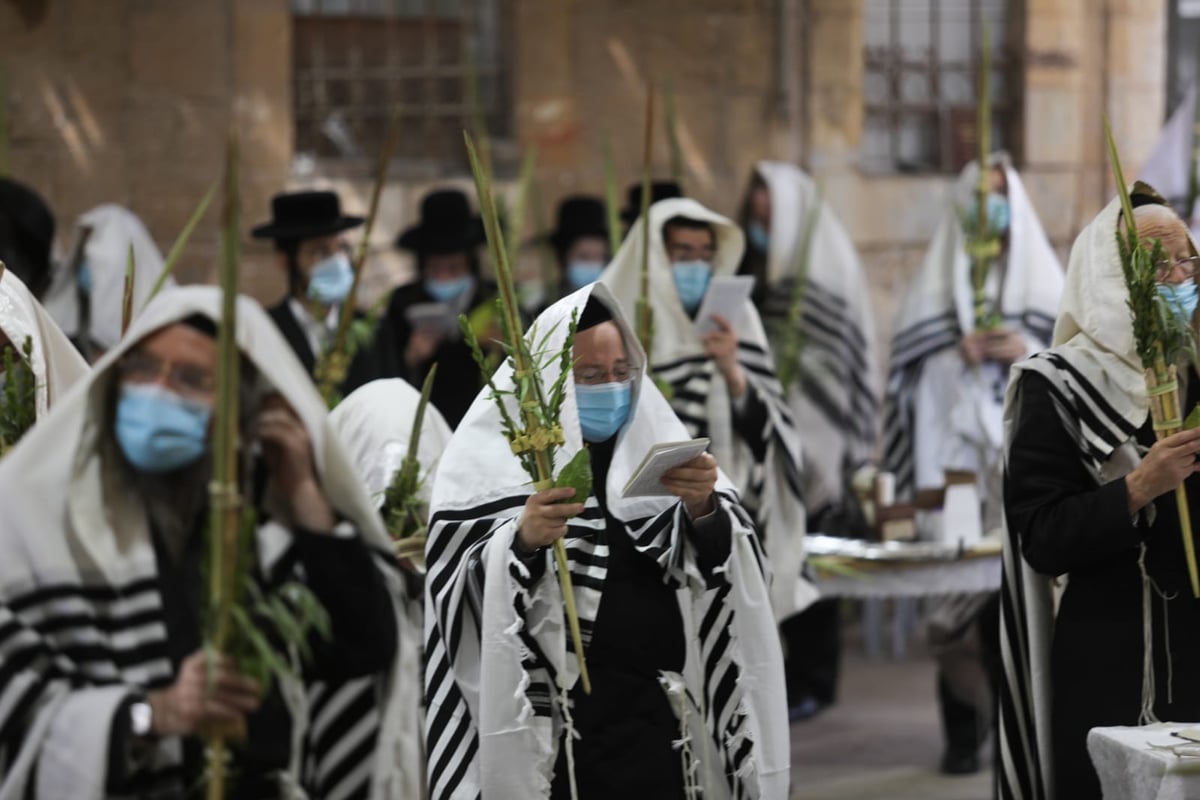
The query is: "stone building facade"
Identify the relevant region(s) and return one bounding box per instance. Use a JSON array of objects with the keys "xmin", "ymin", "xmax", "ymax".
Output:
[{"xmin": 0, "ymin": 0, "xmax": 1171, "ymax": 349}]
